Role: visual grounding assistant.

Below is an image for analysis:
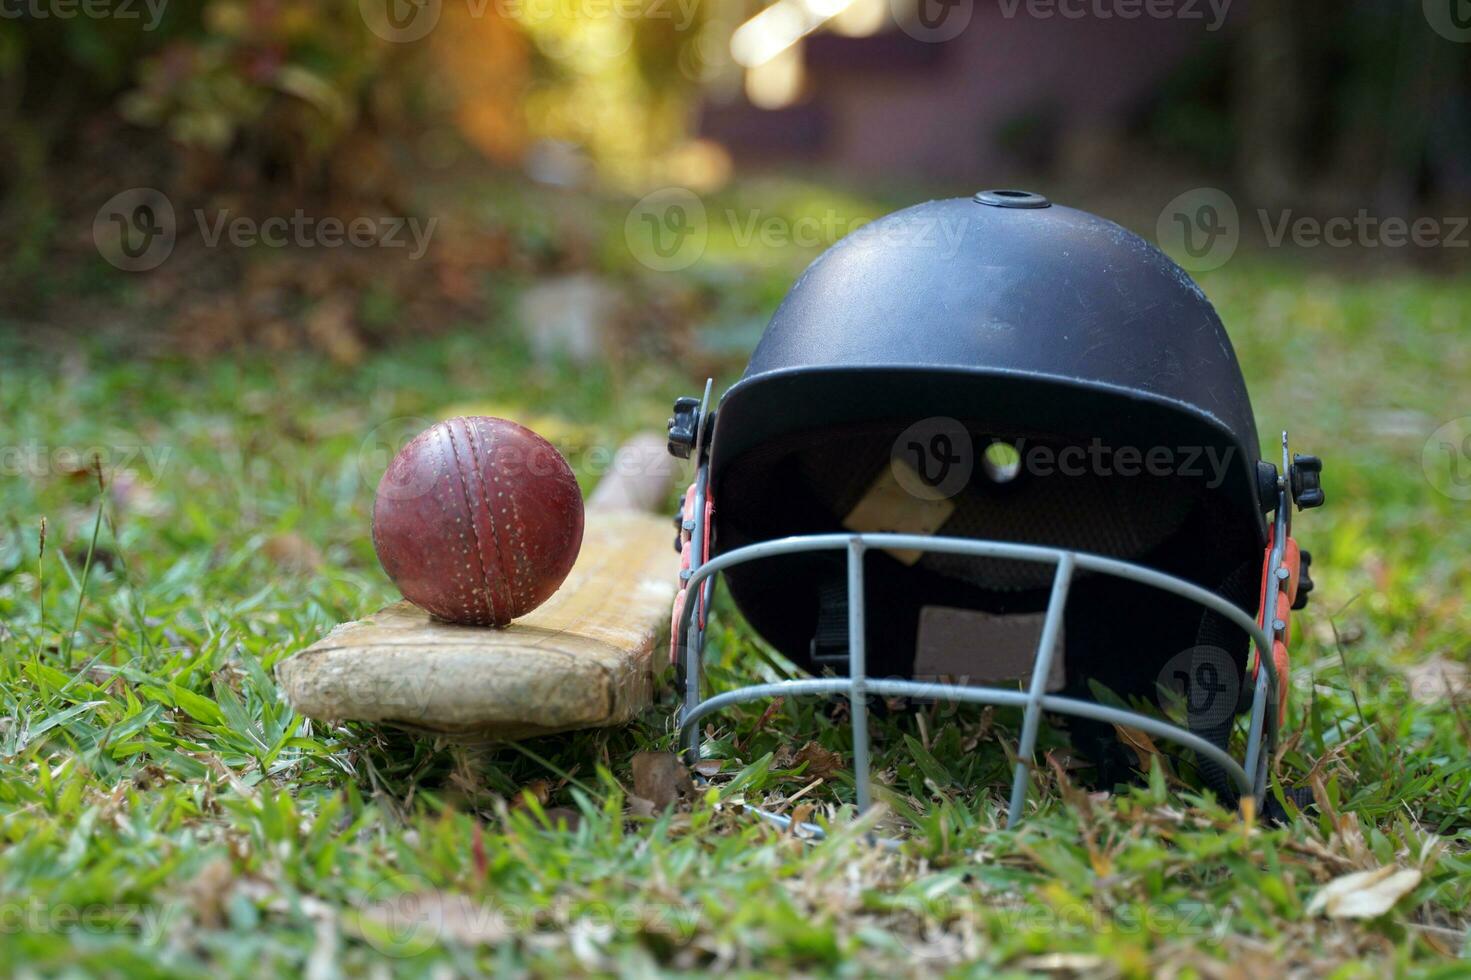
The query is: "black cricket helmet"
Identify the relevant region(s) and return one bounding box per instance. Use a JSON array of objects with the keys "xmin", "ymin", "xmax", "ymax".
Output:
[{"xmin": 683, "ymin": 191, "xmax": 1323, "ymax": 801}]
